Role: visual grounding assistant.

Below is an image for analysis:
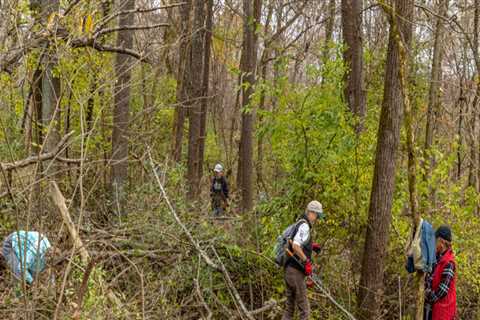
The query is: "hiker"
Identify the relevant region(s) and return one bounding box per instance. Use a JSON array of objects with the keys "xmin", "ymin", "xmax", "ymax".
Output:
[
  {"xmin": 424, "ymin": 225, "xmax": 457, "ymax": 320},
  {"xmin": 1, "ymin": 231, "xmax": 55, "ymax": 284},
  {"xmin": 210, "ymin": 163, "xmax": 229, "ymax": 216},
  {"xmin": 282, "ymin": 200, "xmax": 324, "ymax": 320}
]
